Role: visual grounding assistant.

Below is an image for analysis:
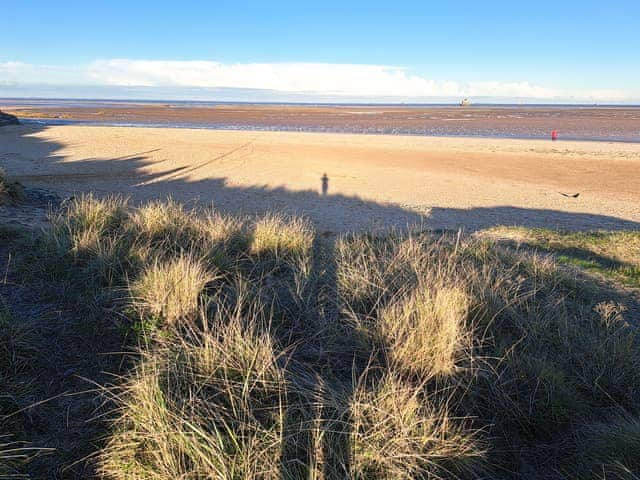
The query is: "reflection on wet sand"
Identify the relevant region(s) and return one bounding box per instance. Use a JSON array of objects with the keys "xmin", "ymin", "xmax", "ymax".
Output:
[{"xmin": 3, "ymin": 102, "xmax": 640, "ymax": 142}]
